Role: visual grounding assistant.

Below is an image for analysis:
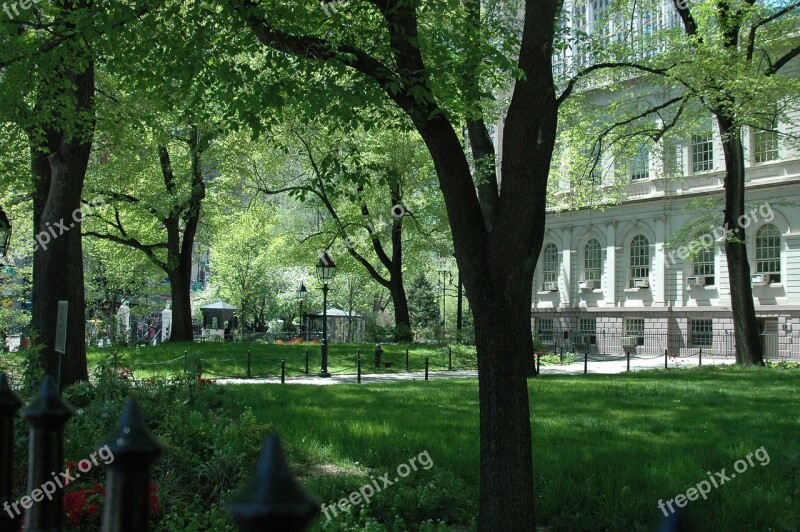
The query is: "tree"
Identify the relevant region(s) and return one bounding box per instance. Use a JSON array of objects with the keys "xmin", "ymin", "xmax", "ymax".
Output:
[
  {"xmin": 84, "ymin": 124, "xmax": 210, "ymax": 342},
  {"xmin": 225, "ymin": 0, "xmax": 562, "ymax": 527},
  {"xmin": 554, "ymin": 0, "xmax": 800, "ymax": 365},
  {"xmin": 407, "ymin": 274, "xmax": 439, "ymax": 332},
  {"xmin": 240, "ymin": 121, "xmax": 439, "ymax": 342}
]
